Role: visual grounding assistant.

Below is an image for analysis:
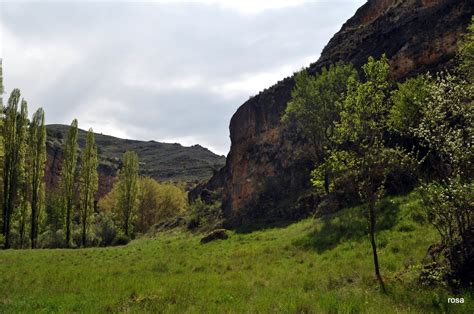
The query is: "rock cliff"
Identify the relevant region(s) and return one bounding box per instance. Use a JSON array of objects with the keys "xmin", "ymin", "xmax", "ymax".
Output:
[{"xmin": 195, "ymin": 0, "xmax": 474, "ymax": 226}]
